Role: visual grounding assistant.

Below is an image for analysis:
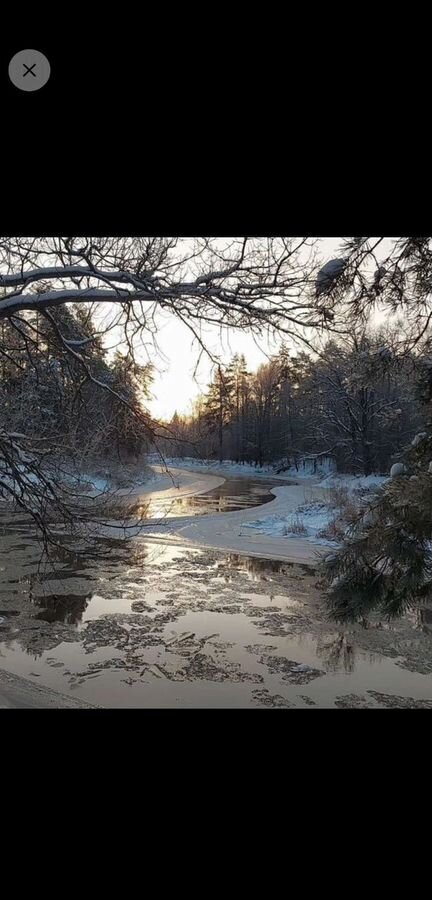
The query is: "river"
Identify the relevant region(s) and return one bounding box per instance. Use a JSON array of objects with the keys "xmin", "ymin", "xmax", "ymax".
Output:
[{"xmin": 1, "ymin": 471, "xmax": 432, "ymax": 708}]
